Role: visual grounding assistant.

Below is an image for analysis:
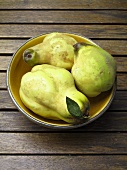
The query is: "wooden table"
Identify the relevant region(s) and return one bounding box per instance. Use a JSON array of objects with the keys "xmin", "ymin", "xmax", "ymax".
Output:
[{"xmin": 0, "ymin": 1, "xmax": 127, "ymax": 169}]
